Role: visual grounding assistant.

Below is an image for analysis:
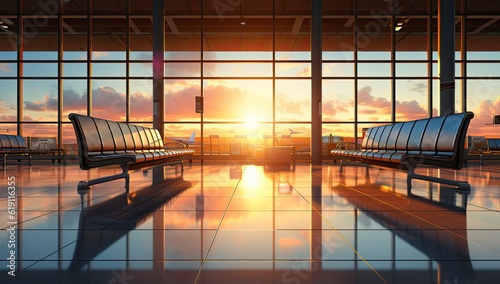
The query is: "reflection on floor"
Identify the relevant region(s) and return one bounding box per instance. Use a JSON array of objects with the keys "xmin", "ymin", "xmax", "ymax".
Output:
[{"xmin": 0, "ymin": 161, "xmax": 500, "ymax": 284}]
